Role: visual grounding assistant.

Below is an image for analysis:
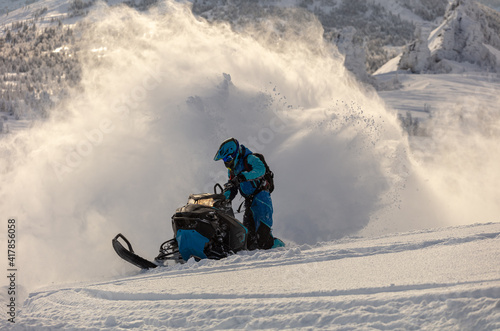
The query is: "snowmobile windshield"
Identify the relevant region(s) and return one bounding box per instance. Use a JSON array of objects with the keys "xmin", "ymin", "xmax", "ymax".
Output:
[{"xmin": 188, "ymin": 197, "xmax": 215, "ymax": 207}]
